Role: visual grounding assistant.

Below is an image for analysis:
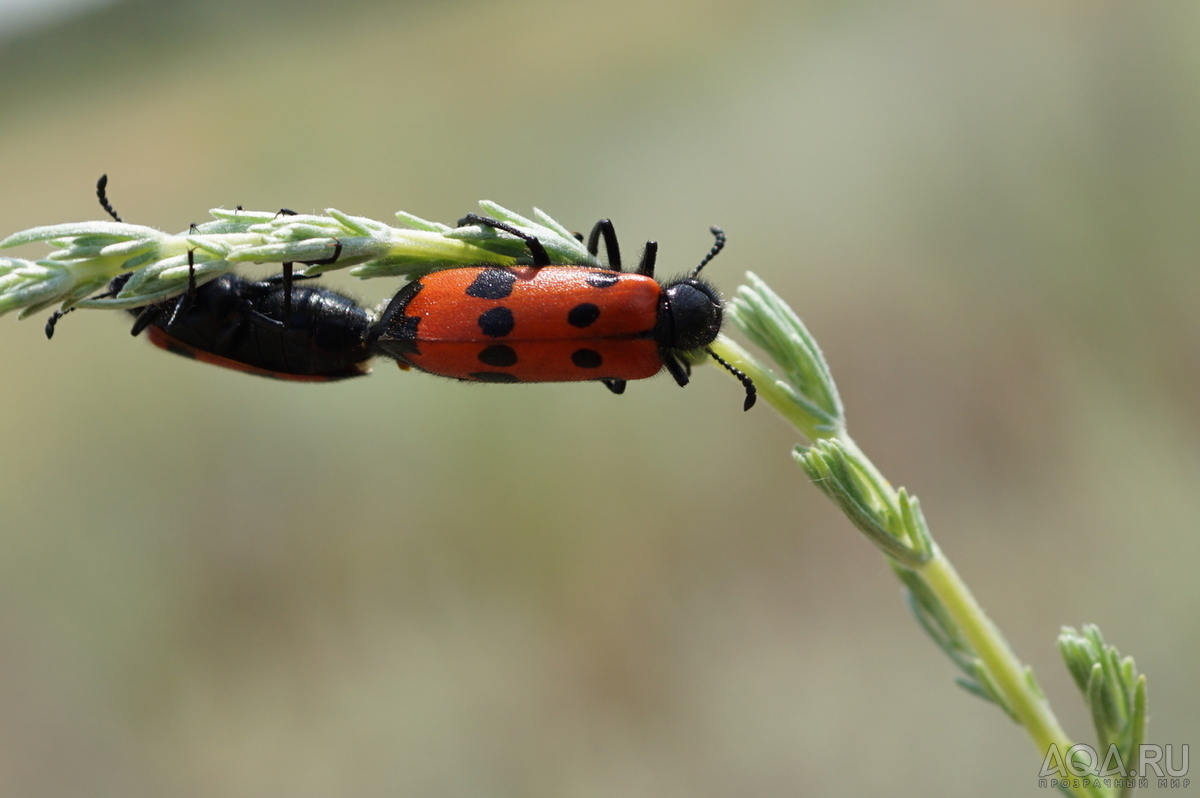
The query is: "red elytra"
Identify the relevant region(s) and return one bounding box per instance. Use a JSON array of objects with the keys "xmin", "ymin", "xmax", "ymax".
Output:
[
  {"xmin": 367, "ymin": 215, "xmax": 757, "ymax": 409},
  {"xmin": 379, "ymin": 265, "xmax": 663, "ymax": 382},
  {"xmin": 402, "ymin": 265, "xmax": 661, "ymax": 341}
]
